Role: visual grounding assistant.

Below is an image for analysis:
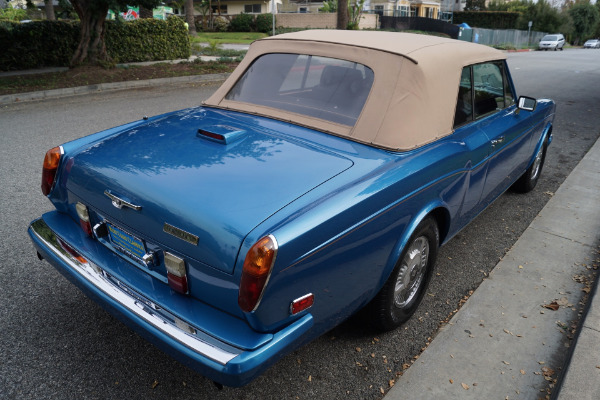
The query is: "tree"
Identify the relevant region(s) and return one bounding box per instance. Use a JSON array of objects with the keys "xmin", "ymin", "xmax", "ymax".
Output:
[
  {"xmin": 519, "ymin": 0, "xmax": 562, "ymax": 33},
  {"xmin": 337, "ymin": 0, "xmax": 348, "ymax": 29},
  {"xmin": 464, "ymin": 0, "xmax": 487, "ymax": 11},
  {"xmin": 69, "ymin": 0, "xmax": 160, "ymax": 67},
  {"xmin": 569, "ymin": 1, "xmax": 599, "ymax": 43},
  {"xmin": 44, "ymin": 0, "xmax": 55, "ymax": 20},
  {"xmin": 185, "ymin": 0, "xmax": 197, "ymax": 34}
]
